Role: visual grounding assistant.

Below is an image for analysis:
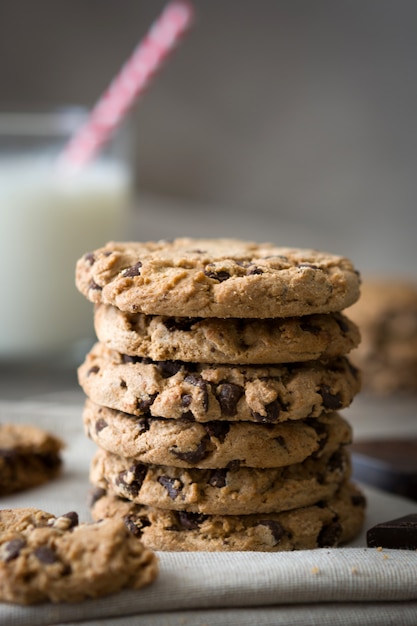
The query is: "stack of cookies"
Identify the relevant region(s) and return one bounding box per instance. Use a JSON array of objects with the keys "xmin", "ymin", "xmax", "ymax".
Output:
[{"xmin": 75, "ymin": 238, "xmax": 366, "ymax": 551}]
